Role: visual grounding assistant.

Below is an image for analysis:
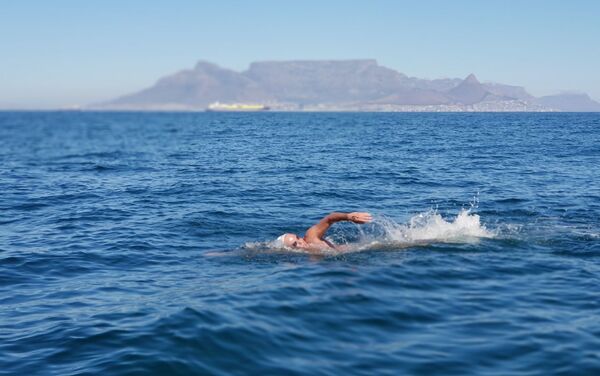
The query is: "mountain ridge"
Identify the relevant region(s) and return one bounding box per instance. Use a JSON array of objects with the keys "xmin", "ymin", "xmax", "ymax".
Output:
[{"xmin": 95, "ymin": 60, "xmax": 600, "ymax": 112}]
